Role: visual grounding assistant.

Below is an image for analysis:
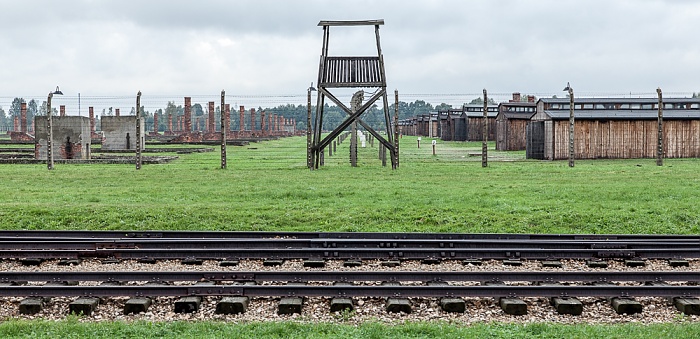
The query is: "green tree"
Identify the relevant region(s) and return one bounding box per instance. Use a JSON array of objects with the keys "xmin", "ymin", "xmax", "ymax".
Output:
[
  {"xmin": 192, "ymin": 103, "xmax": 204, "ymax": 117},
  {"xmin": 468, "ymin": 97, "xmax": 496, "ymax": 105},
  {"xmin": 9, "ymin": 97, "xmax": 25, "ymax": 117}
]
